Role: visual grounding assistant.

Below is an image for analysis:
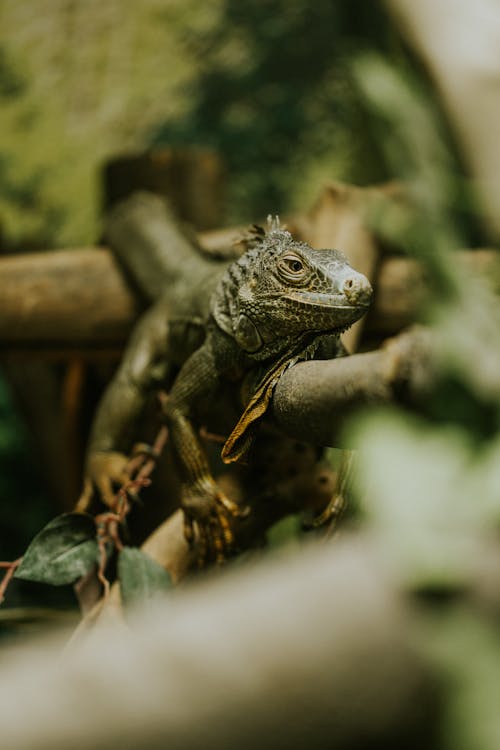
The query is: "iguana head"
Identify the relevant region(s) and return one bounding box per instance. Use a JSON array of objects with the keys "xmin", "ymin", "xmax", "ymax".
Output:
[{"xmin": 212, "ymin": 217, "xmax": 373, "ymax": 358}]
